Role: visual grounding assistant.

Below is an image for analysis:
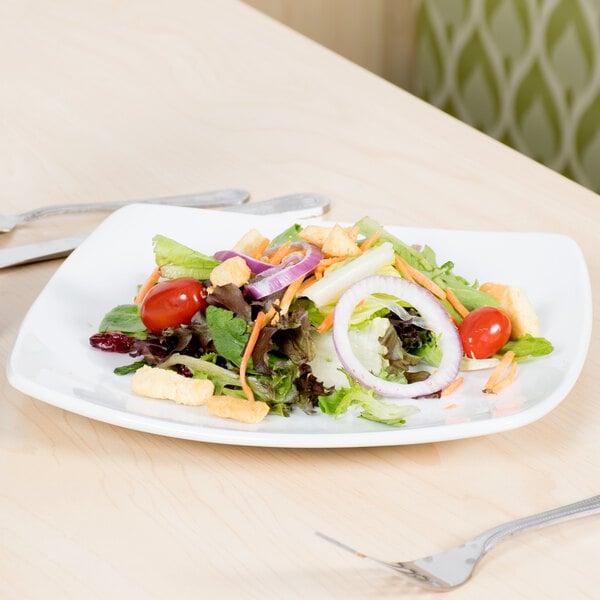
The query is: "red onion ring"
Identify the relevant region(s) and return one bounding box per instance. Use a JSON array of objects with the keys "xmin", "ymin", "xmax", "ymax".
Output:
[
  {"xmin": 213, "ymin": 250, "xmax": 273, "ymax": 274},
  {"xmin": 332, "ymin": 275, "xmax": 462, "ymax": 398},
  {"xmin": 244, "ymin": 242, "xmax": 322, "ymax": 299}
]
